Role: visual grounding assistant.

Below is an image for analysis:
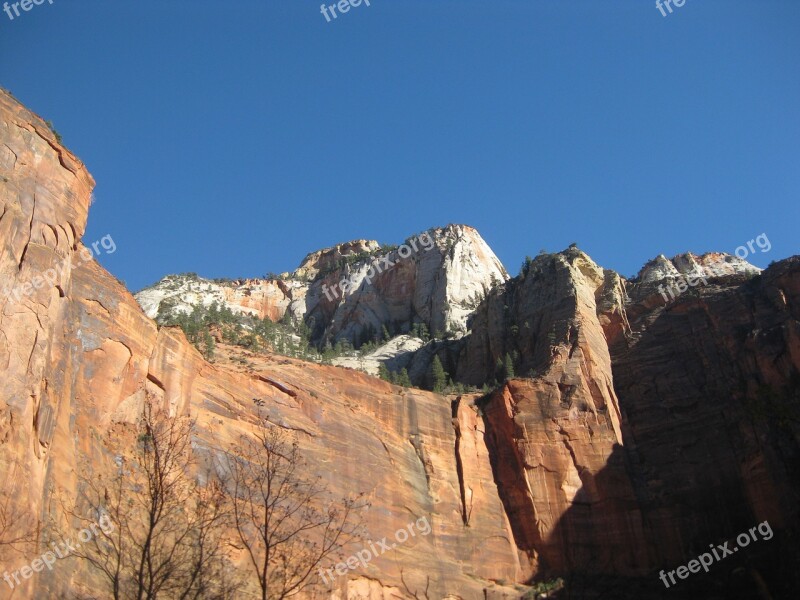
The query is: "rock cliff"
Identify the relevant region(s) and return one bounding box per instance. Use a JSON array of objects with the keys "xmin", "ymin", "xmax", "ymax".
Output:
[
  {"xmin": 0, "ymin": 88, "xmax": 523, "ymax": 599},
  {"xmin": 136, "ymin": 224, "xmax": 509, "ymax": 351},
  {"xmin": 1, "ymin": 88, "xmax": 798, "ymax": 599}
]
